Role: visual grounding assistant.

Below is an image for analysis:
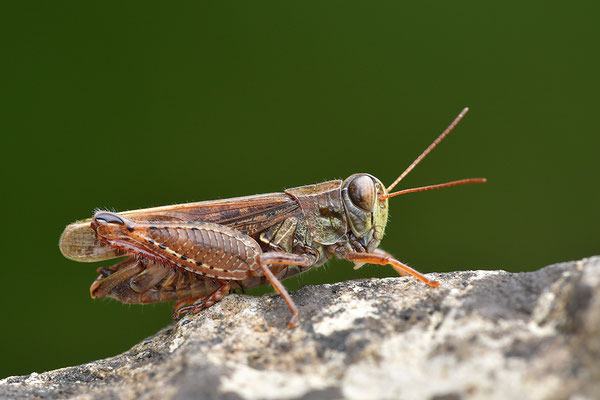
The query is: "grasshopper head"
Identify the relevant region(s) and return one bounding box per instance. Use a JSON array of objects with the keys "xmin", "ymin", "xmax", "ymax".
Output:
[
  {"xmin": 341, "ymin": 108, "xmax": 488, "ymax": 253},
  {"xmin": 341, "ymin": 174, "xmax": 389, "ymax": 252}
]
